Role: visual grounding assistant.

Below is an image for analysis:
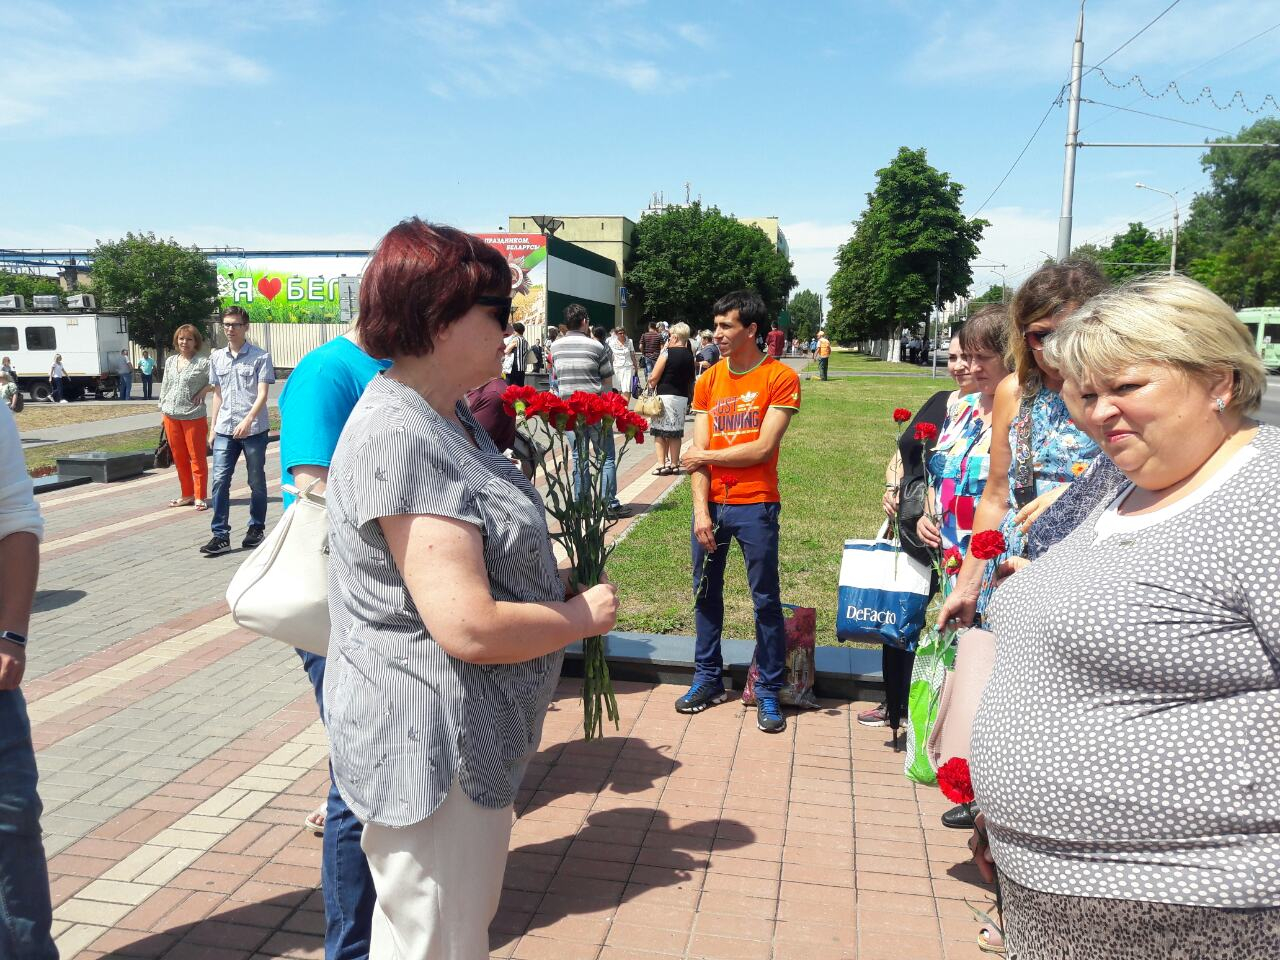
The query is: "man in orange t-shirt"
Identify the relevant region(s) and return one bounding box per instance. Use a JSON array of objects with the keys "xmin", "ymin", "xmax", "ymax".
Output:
[
  {"xmin": 816, "ymin": 330, "xmax": 832, "ymax": 380},
  {"xmin": 678, "ymin": 291, "xmax": 801, "ymax": 733}
]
